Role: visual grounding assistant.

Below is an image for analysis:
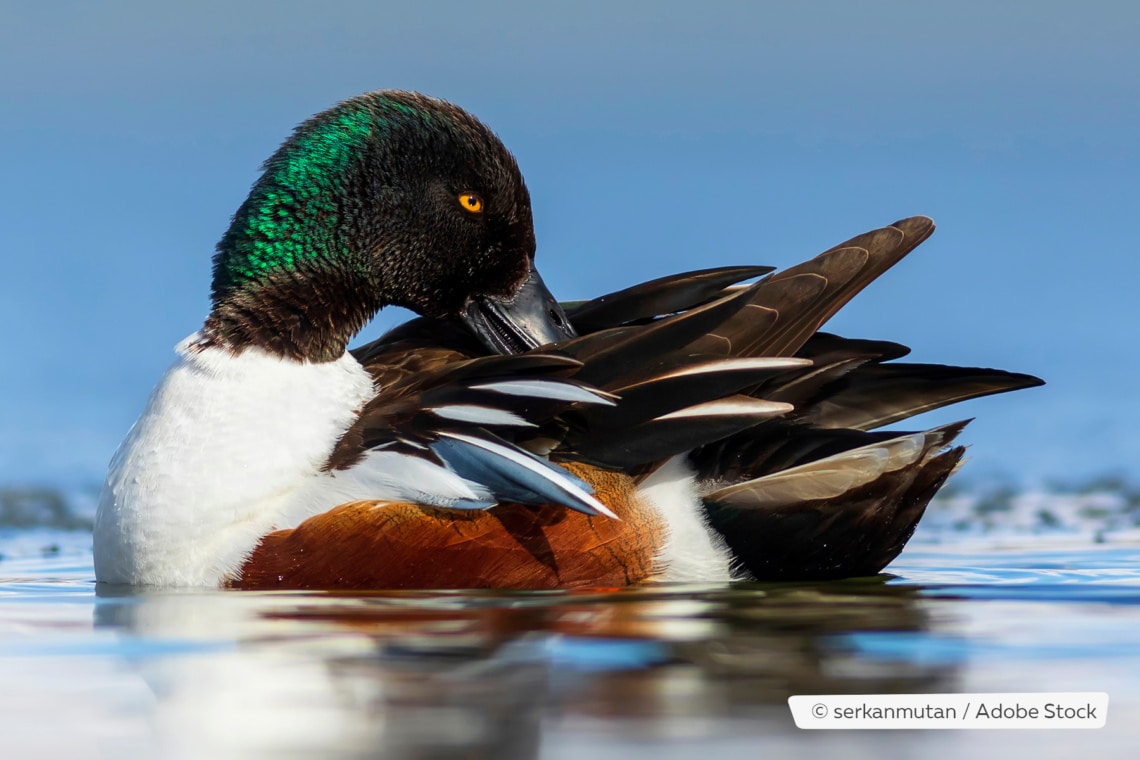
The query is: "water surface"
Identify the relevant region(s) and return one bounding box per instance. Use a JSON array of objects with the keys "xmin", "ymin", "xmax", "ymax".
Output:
[{"xmin": 2, "ymin": 521, "xmax": 1139, "ymax": 759}]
